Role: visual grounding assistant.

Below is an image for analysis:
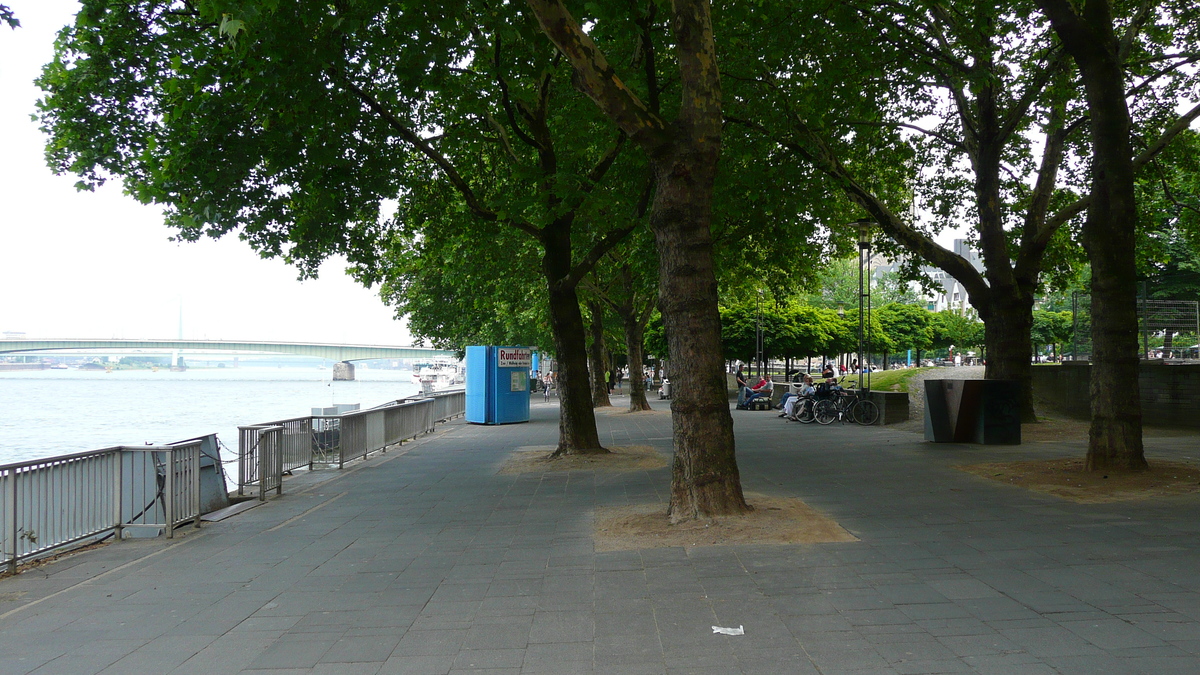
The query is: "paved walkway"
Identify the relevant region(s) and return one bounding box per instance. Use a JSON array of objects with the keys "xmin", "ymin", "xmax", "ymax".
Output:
[{"xmin": 2, "ymin": 402, "xmax": 1200, "ymax": 674}]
